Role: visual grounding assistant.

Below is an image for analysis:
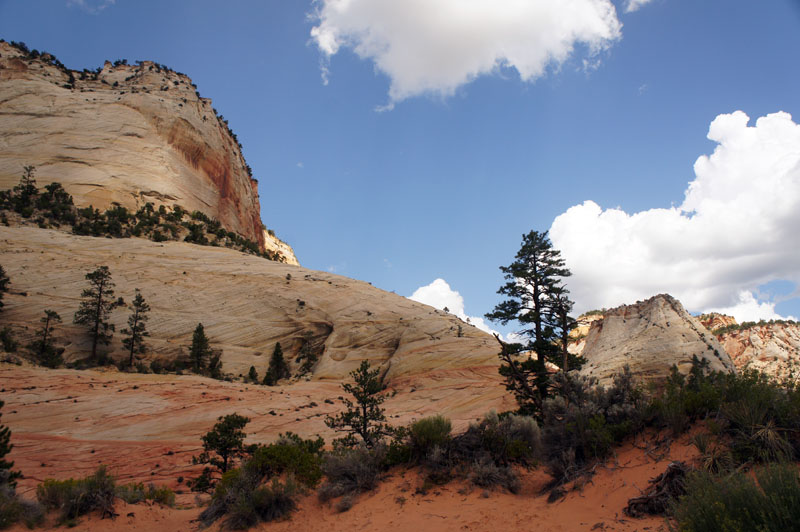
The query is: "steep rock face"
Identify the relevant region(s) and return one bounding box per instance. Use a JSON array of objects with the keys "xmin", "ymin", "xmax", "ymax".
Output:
[
  {"xmin": 700, "ymin": 314, "xmax": 800, "ymax": 379},
  {"xmin": 0, "ymin": 226, "xmax": 498, "ymax": 381},
  {"xmin": 579, "ymin": 294, "xmax": 735, "ymax": 384},
  {"xmin": 0, "ymin": 42, "xmax": 295, "ymax": 261}
]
